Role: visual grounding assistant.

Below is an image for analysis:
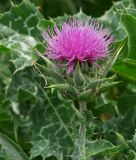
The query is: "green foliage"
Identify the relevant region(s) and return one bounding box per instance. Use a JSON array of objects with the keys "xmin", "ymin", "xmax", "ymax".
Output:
[
  {"xmin": 0, "ymin": 132, "xmax": 29, "ymax": 160},
  {"xmin": 121, "ymin": 14, "xmax": 136, "ymax": 59},
  {"xmin": 30, "ymin": 96, "xmax": 76, "ymax": 159},
  {"xmin": 86, "ymin": 139, "xmax": 122, "ymax": 158},
  {"xmin": 0, "ymin": 0, "xmax": 136, "ymax": 160},
  {"xmin": 0, "ymin": 0, "xmax": 42, "ymax": 73}
]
